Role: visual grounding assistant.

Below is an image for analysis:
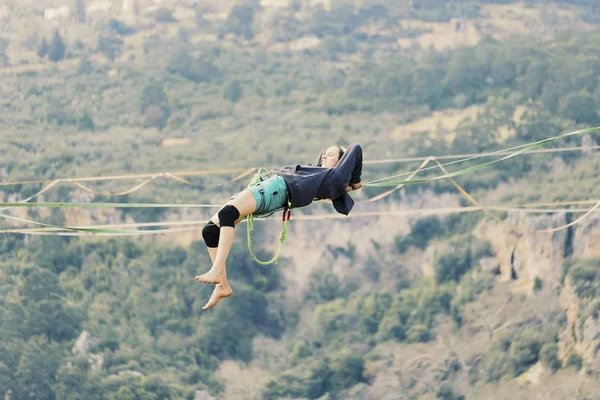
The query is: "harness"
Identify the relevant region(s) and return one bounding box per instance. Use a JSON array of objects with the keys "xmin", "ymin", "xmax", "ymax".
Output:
[{"xmin": 245, "ymin": 169, "xmax": 292, "ymax": 266}]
